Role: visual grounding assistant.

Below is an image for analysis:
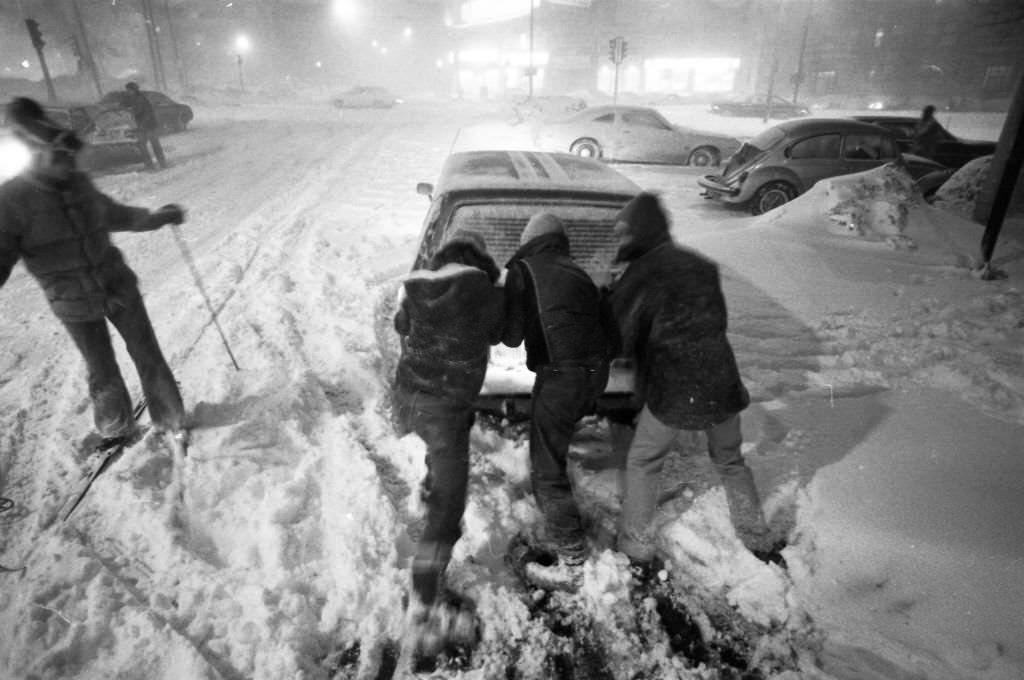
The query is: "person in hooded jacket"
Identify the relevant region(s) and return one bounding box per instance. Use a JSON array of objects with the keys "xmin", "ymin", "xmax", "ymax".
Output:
[
  {"xmin": 910, "ymin": 104, "xmax": 948, "ymax": 160},
  {"xmin": 0, "ymin": 97, "xmax": 188, "ymax": 448},
  {"xmin": 503, "ymin": 212, "xmax": 618, "ymax": 590},
  {"xmin": 125, "ymin": 82, "xmax": 167, "ymax": 170},
  {"xmin": 392, "ymin": 230, "xmax": 504, "ymax": 650},
  {"xmin": 607, "ymin": 192, "xmax": 779, "ymax": 576}
]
